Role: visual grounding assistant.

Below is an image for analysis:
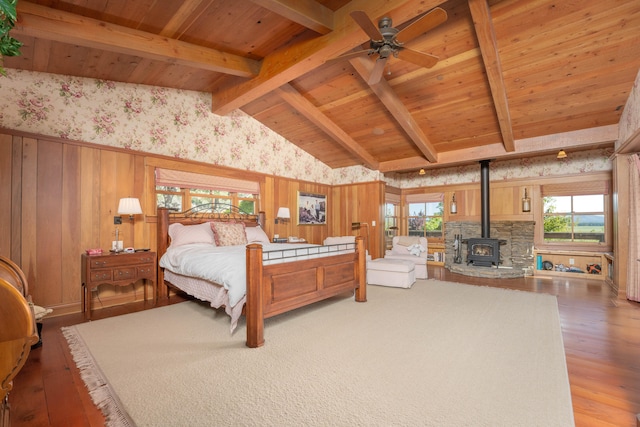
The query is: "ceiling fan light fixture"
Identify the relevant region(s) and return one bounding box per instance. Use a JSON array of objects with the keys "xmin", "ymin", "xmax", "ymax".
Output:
[{"xmin": 557, "ymin": 149, "xmax": 567, "ymax": 159}]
